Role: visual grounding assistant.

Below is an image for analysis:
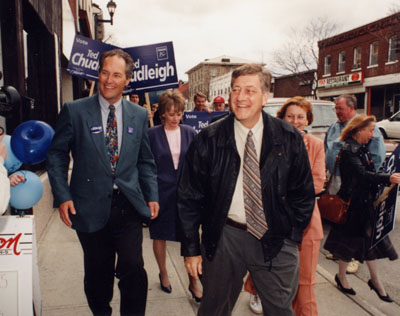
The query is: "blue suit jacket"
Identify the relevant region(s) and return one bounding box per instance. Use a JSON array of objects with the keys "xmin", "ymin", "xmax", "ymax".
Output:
[{"xmin": 46, "ymin": 95, "xmax": 158, "ymax": 233}]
